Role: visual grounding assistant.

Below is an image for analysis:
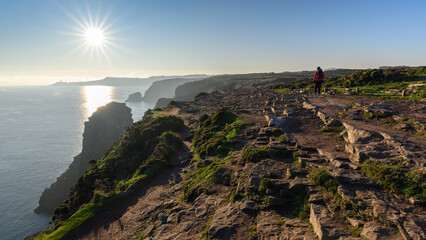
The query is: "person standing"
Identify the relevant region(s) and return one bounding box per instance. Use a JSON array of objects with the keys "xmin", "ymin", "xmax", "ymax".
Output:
[{"xmin": 314, "ymin": 67, "xmax": 325, "ymax": 95}]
